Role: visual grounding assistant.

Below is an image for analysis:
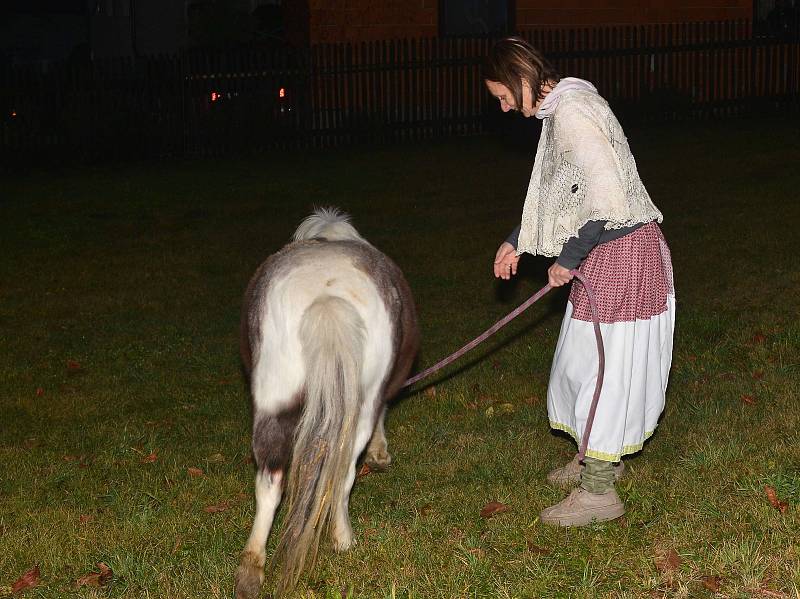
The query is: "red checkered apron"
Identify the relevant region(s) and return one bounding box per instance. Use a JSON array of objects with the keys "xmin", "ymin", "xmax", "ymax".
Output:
[{"xmin": 569, "ymin": 222, "xmax": 674, "ymax": 323}]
